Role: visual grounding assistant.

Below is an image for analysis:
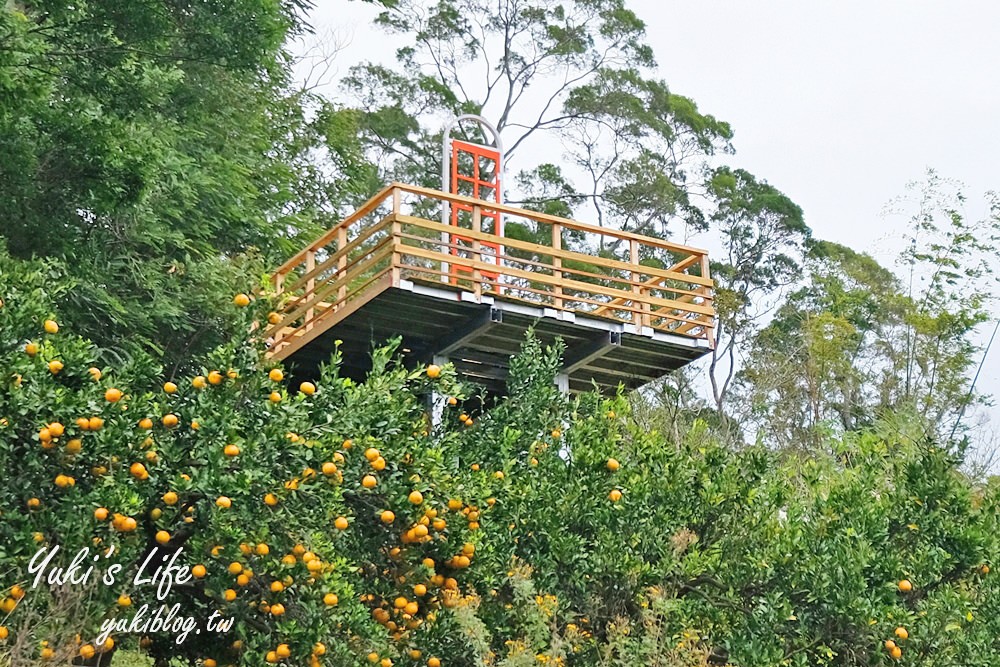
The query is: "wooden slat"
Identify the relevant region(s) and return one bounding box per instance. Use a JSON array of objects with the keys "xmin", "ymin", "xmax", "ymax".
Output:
[
  {"xmin": 398, "ymin": 244, "xmax": 714, "ymax": 317},
  {"xmin": 396, "ymin": 215, "xmax": 713, "ymax": 288},
  {"xmin": 390, "ymin": 183, "xmax": 711, "ymax": 258}
]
